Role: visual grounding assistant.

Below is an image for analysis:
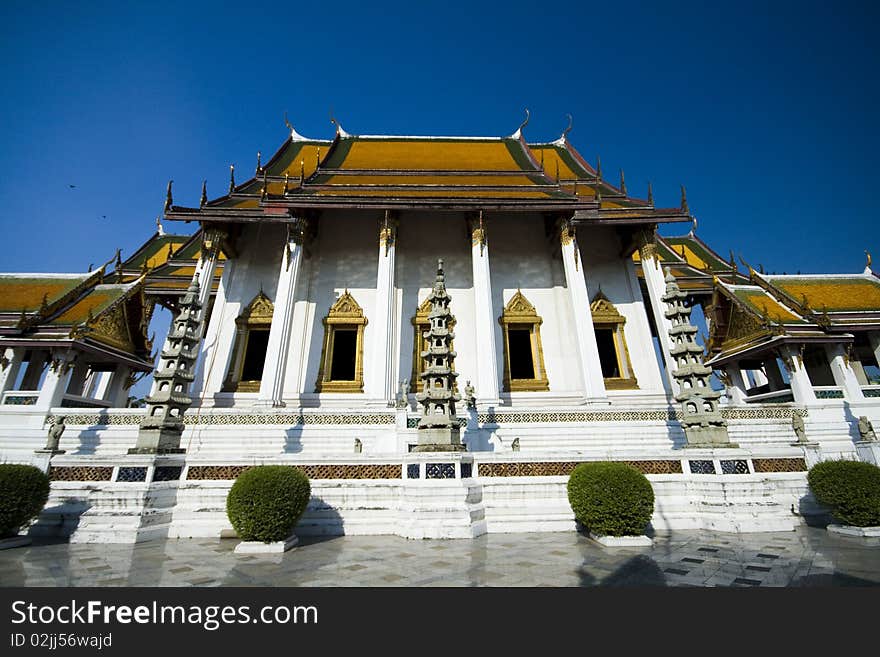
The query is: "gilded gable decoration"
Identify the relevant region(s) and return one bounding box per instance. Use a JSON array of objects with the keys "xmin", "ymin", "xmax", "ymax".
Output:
[{"xmin": 590, "ymin": 290, "xmax": 638, "ymax": 390}]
